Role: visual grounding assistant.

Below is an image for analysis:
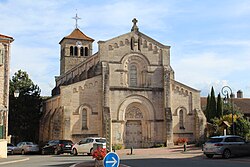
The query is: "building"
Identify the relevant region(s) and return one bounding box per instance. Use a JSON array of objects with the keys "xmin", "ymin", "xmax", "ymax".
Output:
[
  {"xmin": 40, "ymin": 19, "xmax": 206, "ymax": 148},
  {"xmin": 0, "ymin": 33, "xmax": 14, "ymax": 158}
]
